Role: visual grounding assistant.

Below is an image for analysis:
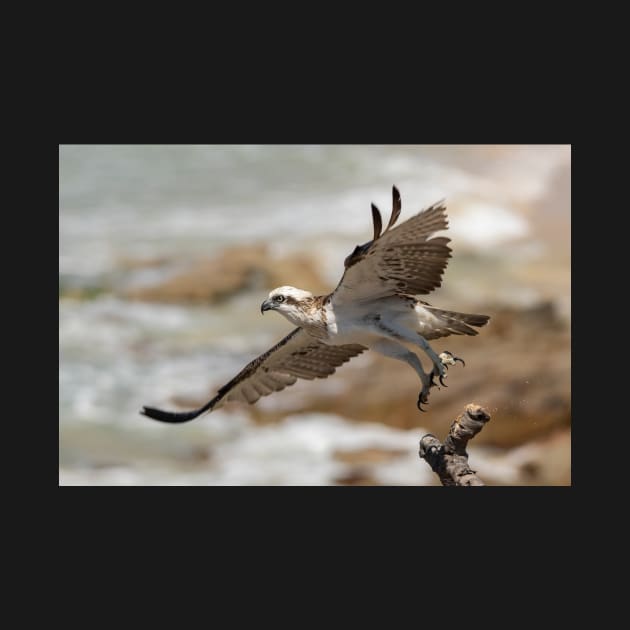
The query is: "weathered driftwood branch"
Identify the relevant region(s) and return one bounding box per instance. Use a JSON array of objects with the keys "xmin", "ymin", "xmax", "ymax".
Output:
[{"xmin": 419, "ymin": 404, "xmax": 491, "ymax": 486}]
